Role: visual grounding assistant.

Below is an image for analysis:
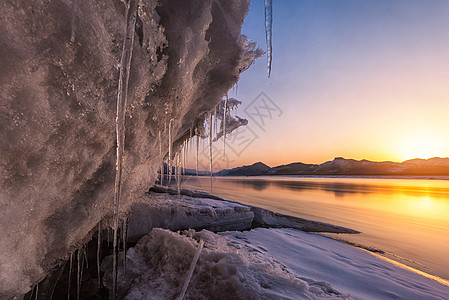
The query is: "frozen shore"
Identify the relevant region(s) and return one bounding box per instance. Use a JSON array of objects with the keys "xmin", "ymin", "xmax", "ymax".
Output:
[{"xmin": 103, "ymin": 187, "xmax": 449, "ymax": 299}]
